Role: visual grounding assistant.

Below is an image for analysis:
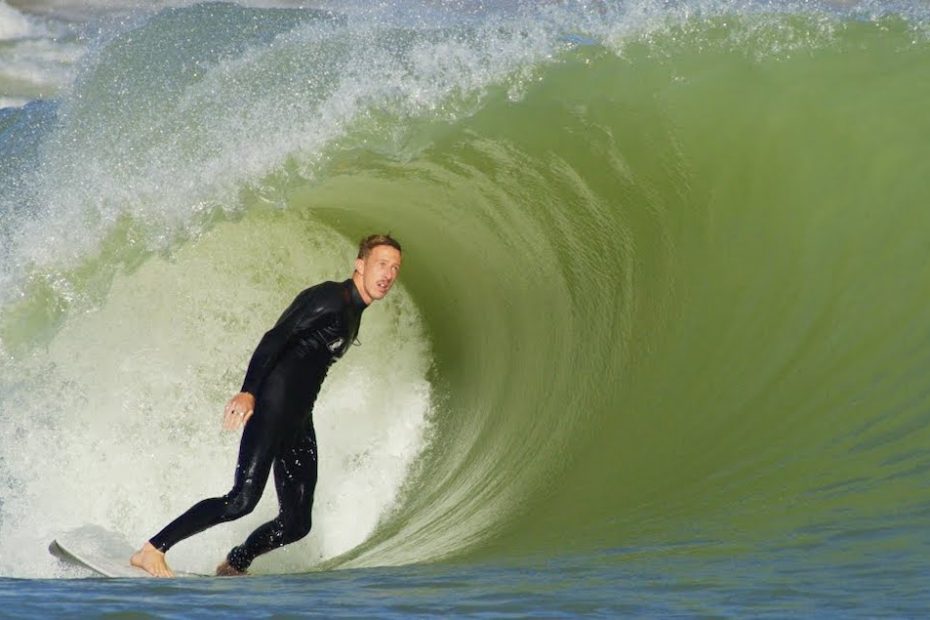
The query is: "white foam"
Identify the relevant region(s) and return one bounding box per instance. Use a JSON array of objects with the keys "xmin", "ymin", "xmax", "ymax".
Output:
[
  {"xmin": 0, "ymin": 2, "xmax": 34, "ymax": 40},
  {"xmin": 0, "ymin": 1, "xmax": 569, "ymax": 309},
  {"xmin": 0, "ymin": 216, "xmax": 432, "ymax": 578},
  {"xmin": 0, "ymin": 37, "xmax": 82, "ymax": 90},
  {"xmin": 0, "ymin": 95, "xmax": 29, "ymax": 108}
]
